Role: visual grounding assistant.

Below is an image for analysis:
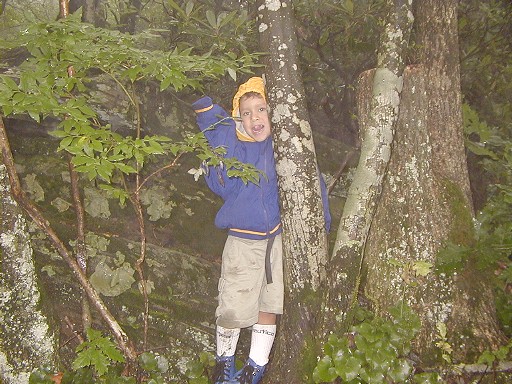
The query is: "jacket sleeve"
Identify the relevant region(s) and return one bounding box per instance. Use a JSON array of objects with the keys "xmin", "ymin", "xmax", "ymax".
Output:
[{"xmin": 192, "ymin": 96, "xmax": 241, "ymax": 199}]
